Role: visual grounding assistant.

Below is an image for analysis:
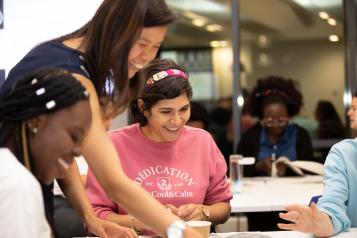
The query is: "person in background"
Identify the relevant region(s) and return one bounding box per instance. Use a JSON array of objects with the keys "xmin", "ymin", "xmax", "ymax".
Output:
[
  {"xmin": 0, "ymin": 68, "xmax": 96, "ymax": 237},
  {"xmin": 278, "ymin": 93, "xmax": 357, "ymax": 237},
  {"xmin": 0, "ymin": 1, "xmax": 202, "ymax": 237},
  {"xmin": 236, "ymin": 75, "xmax": 314, "ymax": 177},
  {"xmin": 86, "ymin": 59, "xmax": 232, "ymax": 235},
  {"xmin": 347, "ymin": 92, "xmax": 357, "ymax": 131},
  {"xmin": 236, "ymin": 75, "xmax": 314, "ymax": 232},
  {"xmin": 186, "ymin": 101, "xmax": 210, "ymax": 130},
  {"xmin": 314, "ymin": 100, "xmax": 345, "ymax": 162},
  {"xmin": 315, "ymin": 100, "xmax": 345, "ymax": 139}
]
